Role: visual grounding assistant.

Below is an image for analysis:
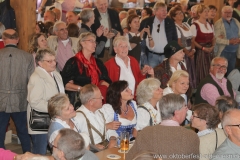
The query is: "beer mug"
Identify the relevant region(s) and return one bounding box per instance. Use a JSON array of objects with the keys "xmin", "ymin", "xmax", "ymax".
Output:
[{"xmin": 120, "ymin": 131, "xmax": 129, "ymax": 152}]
